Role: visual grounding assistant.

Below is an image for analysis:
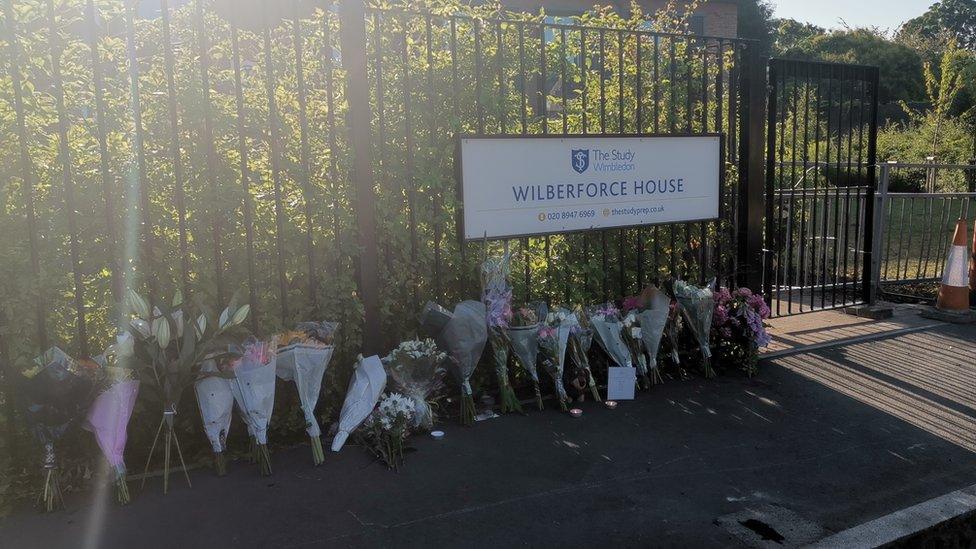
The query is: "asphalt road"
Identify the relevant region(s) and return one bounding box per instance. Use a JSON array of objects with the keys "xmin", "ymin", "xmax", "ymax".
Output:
[{"xmin": 2, "ymin": 321, "xmax": 975, "ymax": 548}]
